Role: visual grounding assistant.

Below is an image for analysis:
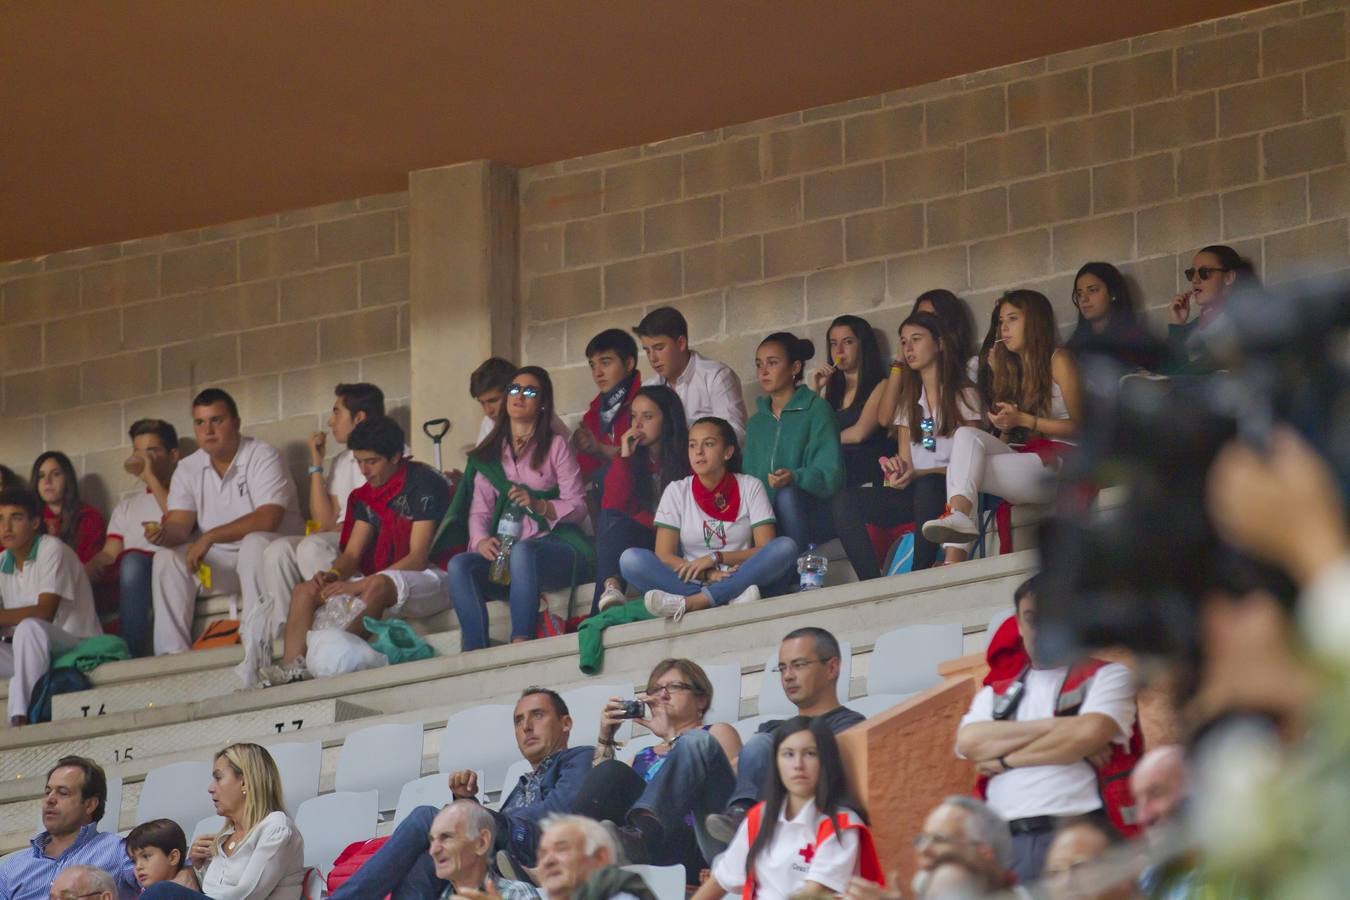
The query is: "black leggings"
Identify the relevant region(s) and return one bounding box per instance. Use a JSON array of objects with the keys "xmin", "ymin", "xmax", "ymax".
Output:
[
  {"xmin": 830, "ymin": 473, "xmax": 947, "ymax": 579},
  {"xmin": 572, "ymin": 760, "xmax": 705, "ymax": 882}
]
